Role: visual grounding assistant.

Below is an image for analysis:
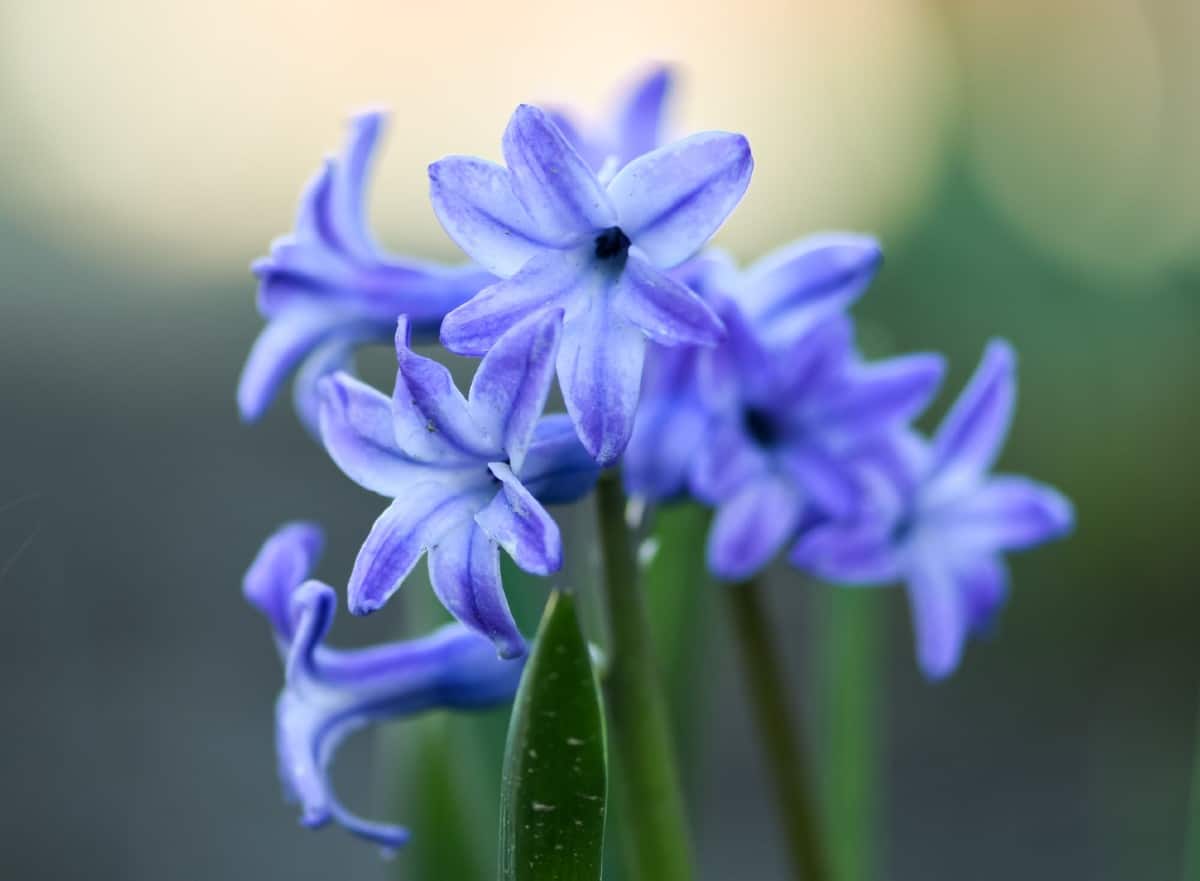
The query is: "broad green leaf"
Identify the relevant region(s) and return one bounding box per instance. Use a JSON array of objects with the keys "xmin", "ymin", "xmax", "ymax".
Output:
[{"xmin": 500, "ymin": 592, "xmax": 607, "ymax": 881}]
